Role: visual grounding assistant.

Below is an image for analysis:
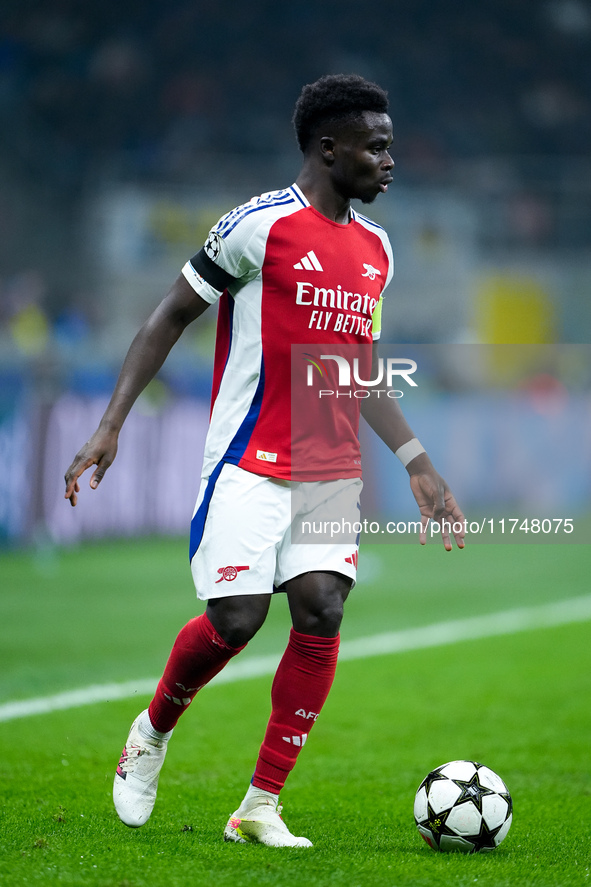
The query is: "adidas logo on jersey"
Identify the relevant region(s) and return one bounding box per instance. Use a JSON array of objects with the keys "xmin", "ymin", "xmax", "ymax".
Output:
[
  {"xmin": 256, "ymin": 449, "xmax": 277, "ymax": 462},
  {"xmin": 345, "ymin": 551, "xmax": 358, "ymax": 568},
  {"xmin": 294, "ymin": 250, "xmax": 323, "ymax": 271}
]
